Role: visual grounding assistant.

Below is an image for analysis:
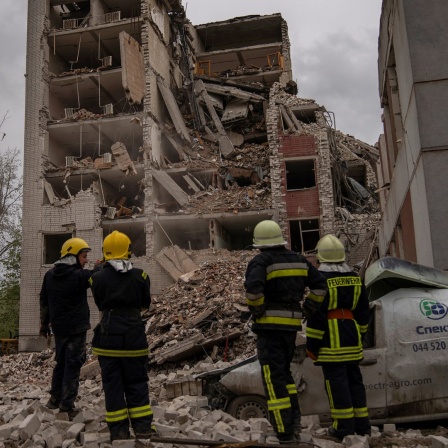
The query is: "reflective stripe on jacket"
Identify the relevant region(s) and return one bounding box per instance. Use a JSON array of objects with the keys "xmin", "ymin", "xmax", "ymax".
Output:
[
  {"xmin": 244, "ymin": 247, "xmax": 327, "ymax": 332},
  {"xmin": 306, "ymin": 269, "xmax": 370, "ymax": 363},
  {"xmin": 90, "ymin": 264, "xmax": 151, "ymax": 357}
]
